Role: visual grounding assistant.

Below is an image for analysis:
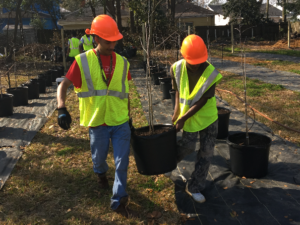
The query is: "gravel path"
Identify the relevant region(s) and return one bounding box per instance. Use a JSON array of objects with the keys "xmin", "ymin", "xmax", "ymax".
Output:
[
  {"xmin": 241, "ymin": 52, "xmax": 300, "ymax": 63},
  {"xmin": 211, "ymin": 57, "xmax": 300, "ymax": 92},
  {"xmin": 130, "ymin": 67, "xmax": 300, "ymax": 225}
]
